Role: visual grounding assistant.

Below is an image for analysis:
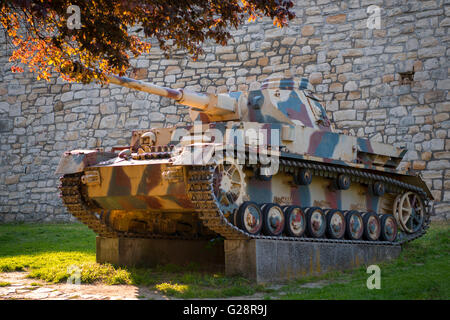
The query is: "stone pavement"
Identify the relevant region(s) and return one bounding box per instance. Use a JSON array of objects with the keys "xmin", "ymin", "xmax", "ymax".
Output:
[
  {"xmin": 0, "ymin": 272, "xmax": 169, "ymax": 300},
  {"xmin": 0, "ymin": 271, "xmax": 357, "ymax": 300}
]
